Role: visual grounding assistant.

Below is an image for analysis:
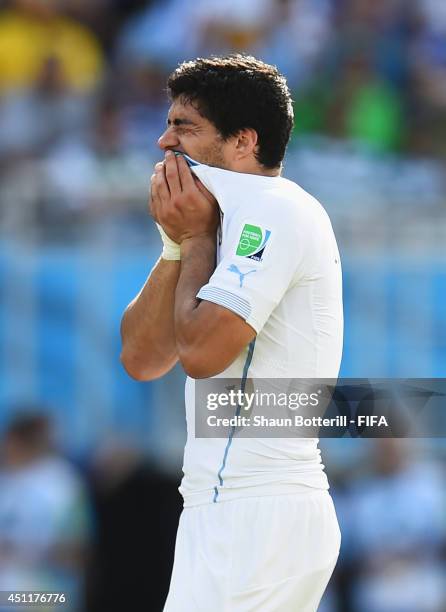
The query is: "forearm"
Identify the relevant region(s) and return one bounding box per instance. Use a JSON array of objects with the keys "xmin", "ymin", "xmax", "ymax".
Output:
[
  {"xmin": 174, "ymin": 235, "xmax": 255, "ymax": 378},
  {"xmin": 174, "ymin": 235, "xmax": 216, "ymax": 356},
  {"xmin": 120, "ymin": 257, "xmax": 180, "ymax": 380}
]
